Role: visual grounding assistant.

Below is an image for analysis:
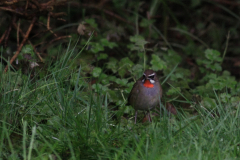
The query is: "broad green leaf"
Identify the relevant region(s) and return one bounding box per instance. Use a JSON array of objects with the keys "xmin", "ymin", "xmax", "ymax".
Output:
[
  {"xmin": 150, "ymin": 54, "xmax": 167, "ymax": 71},
  {"xmin": 100, "ymin": 73, "xmax": 109, "ymax": 85},
  {"xmin": 220, "ymin": 93, "xmax": 231, "ymax": 103},
  {"xmin": 91, "ymin": 42, "xmax": 104, "ymax": 53},
  {"xmin": 115, "ymin": 78, "xmax": 128, "ymax": 86},
  {"xmin": 131, "ymin": 64, "xmax": 143, "ymax": 78},
  {"xmin": 202, "ymin": 97, "xmax": 217, "ymax": 109},
  {"xmin": 85, "ymin": 18, "xmax": 98, "ymax": 28},
  {"xmin": 21, "ymin": 44, "xmax": 34, "ymax": 54},
  {"xmin": 92, "ymin": 67, "xmax": 102, "ymax": 77},
  {"xmin": 70, "ymin": 73, "xmax": 88, "ymax": 87},
  {"xmin": 92, "ymin": 83, "xmax": 108, "ymax": 92},
  {"xmin": 214, "ymin": 63, "xmax": 222, "ymax": 71},
  {"xmin": 230, "ymin": 96, "xmax": 240, "ymax": 105},
  {"xmin": 118, "ymin": 57, "xmax": 134, "ymax": 78},
  {"xmin": 140, "ymin": 19, "xmax": 156, "ymax": 27},
  {"xmin": 100, "ymin": 39, "xmax": 118, "ymax": 48},
  {"xmin": 97, "ymin": 53, "xmax": 108, "ymax": 60},
  {"xmin": 166, "ymin": 87, "xmax": 181, "ymax": 96},
  {"xmin": 164, "ymin": 50, "xmax": 182, "ymax": 64},
  {"xmin": 107, "ymin": 90, "xmax": 122, "ymax": 102},
  {"xmin": 106, "ymin": 58, "xmax": 118, "ymax": 73},
  {"xmin": 129, "ymin": 35, "xmax": 148, "ymax": 46},
  {"xmin": 205, "ymin": 49, "xmax": 222, "ymax": 62}
]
